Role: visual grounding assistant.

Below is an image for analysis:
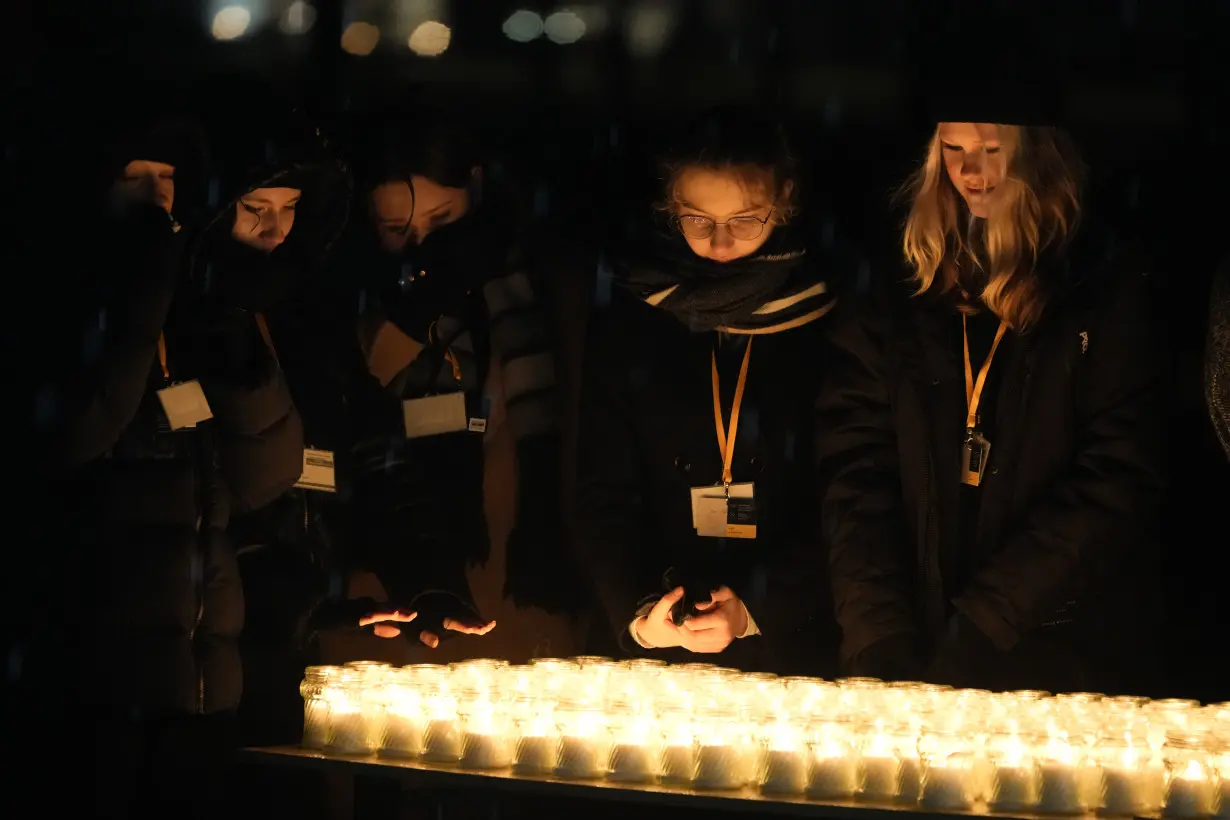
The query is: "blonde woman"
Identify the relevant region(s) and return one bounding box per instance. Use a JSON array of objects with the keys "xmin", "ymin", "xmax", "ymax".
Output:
[{"xmin": 816, "ymin": 120, "xmax": 1166, "ymax": 694}]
